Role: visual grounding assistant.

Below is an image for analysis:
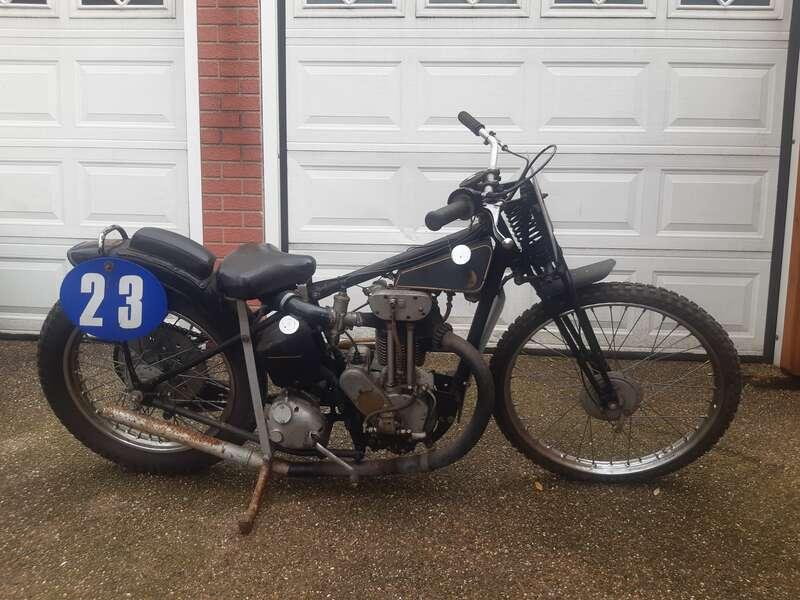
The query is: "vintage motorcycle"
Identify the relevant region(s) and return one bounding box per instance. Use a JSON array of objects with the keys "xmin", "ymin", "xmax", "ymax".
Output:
[{"xmin": 39, "ymin": 112, "xmax": 742, "ymax": 533}]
